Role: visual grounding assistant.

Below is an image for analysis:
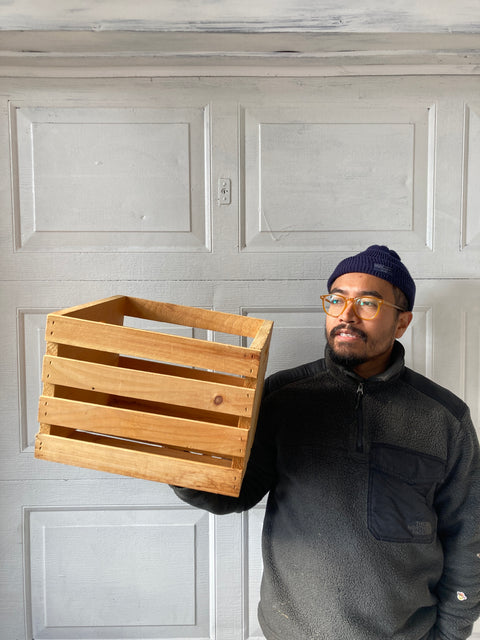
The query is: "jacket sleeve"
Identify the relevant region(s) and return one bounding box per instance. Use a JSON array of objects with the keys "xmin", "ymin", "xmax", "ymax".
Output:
[
  {"xmin": 172, "ymin": 381, "xmax": 278, "ymax": 515},
  {"xmin": 434, "ymin": 409, "xmax": 480, "ymax": 640}
]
